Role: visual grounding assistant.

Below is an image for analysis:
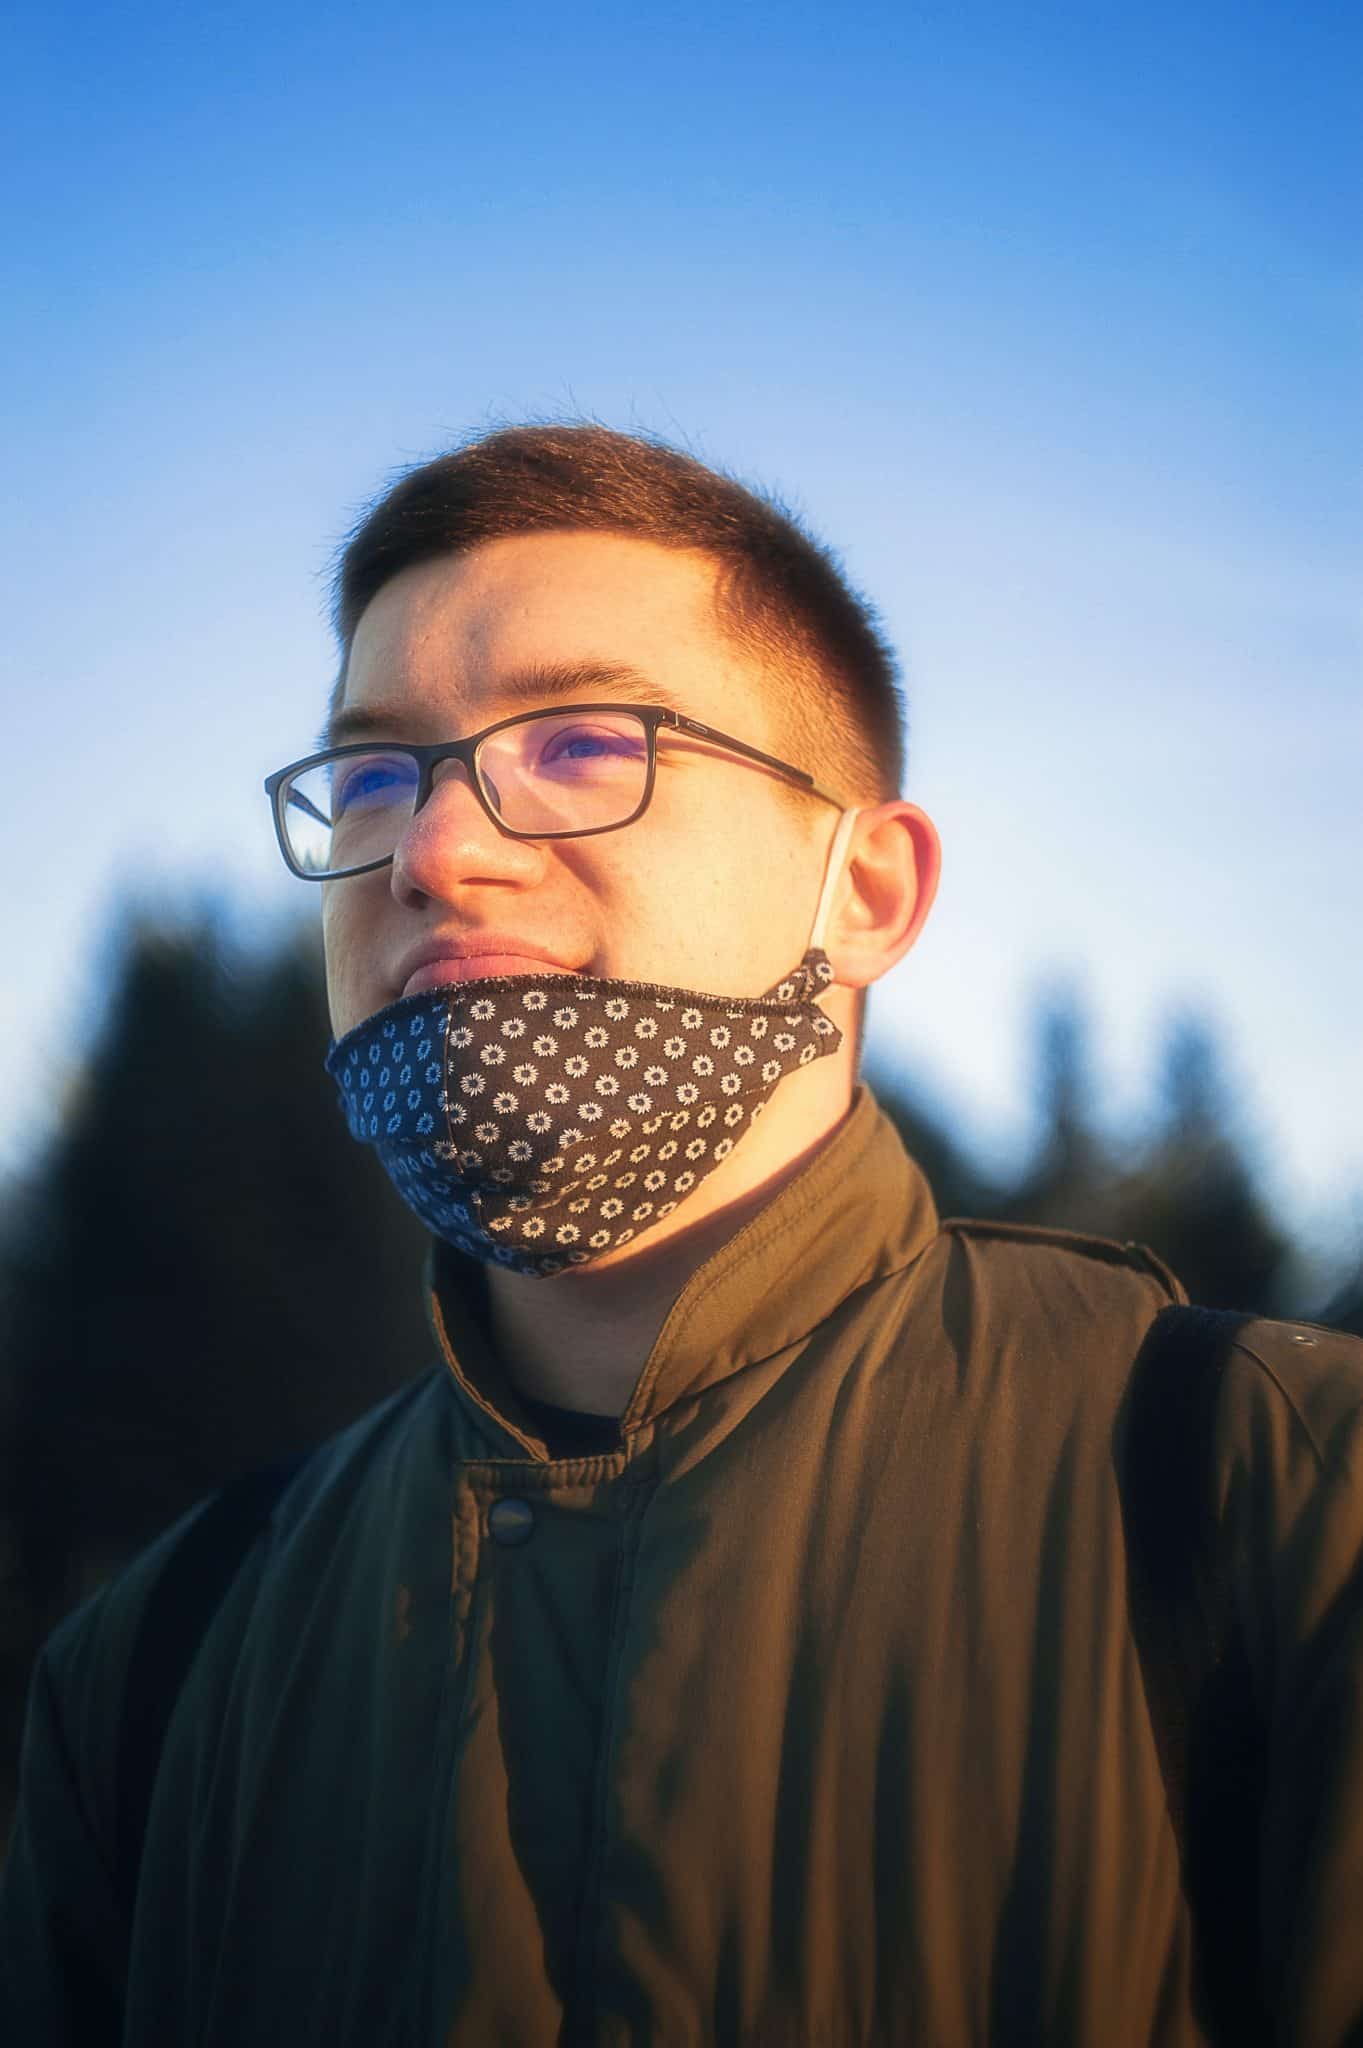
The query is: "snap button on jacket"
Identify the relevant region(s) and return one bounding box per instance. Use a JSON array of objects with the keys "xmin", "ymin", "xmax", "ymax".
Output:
[
  {"xmin": 487, "ymin": 1496, "xmax": 536, "ymax": 1546},
  {"xmin": 4, "ymin": 1085, "xmax": 1363, "ymax": 2045}
]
